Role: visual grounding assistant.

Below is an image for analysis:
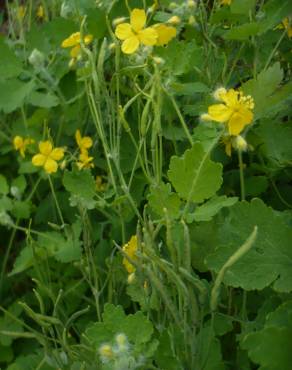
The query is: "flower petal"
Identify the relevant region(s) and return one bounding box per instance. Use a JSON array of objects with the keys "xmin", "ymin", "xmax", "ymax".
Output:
[
  {"xmin": 115, "ymin": 23, "xmax": 134, "ymax": 40},
  {"xmin": 81, "ymin": 137, "xmax": 93, "ymax": 149},
  {"xmin": 121, "ymin": 36, "xmax": 140, "ymax": 54},
  {"xmin": 13, "ymin": 136, "xmax": 23, "ymax": 150},
  {"xmin": 208, "ymin": 104, "xmax": 233, "ymax": 123},
  {"xmin": 39, "ymin": 141, "xmax": 52, "ymax": 155},
  {"xmin": 221, "ymin": 89, "xmax": 239, "ymax": 107},
  {"xmin": 228, "ymin": 109, "xmax": 253, "ymax": 136},
  {"xmin": 70, "ymin": 45, "xmax": 81, "ymax": 58},
  {"xmin": 75, "ymin": 130, "xmax": 82, "ymax": 147},
  {"xmin": 61, "ymin": 32, "xmax": 81, "ymax": 48},
  {"xmin": 50, "ymin": 148, "xmax": 64, "ymax": 161},
  {"xmin": 32, "ymin": 153, "xmax": 46, "ymax": 167},
  {"xmin": 44, "ymin": 158, "xmax": 58, "ymax": 174},
  {"xmin": 130, "ymin": 8, "xmax": 146, "ymax": 32},
  {"xmin": 138, "ymin": 27, "xmax": 158, "ymax": 46},
  {"xmin": 154, "ymin": 24, "xmax": 176, "ymax": 46}
]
